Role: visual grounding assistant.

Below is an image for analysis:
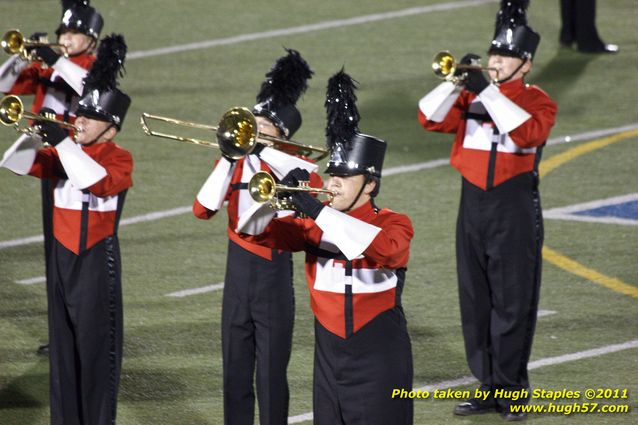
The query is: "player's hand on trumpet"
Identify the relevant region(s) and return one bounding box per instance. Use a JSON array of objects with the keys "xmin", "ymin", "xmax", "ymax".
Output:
[
  {"xmin": 281, "ymin": 168, "xmax": 324, "ymax": 219},
  {"xmin": 34, "ymin": 45, "xmax": 60, "ymax": 66},
  {"xmin": 36, "ymin": 108, "xmax": 67, "ymax": 146},
  {"xmin": 459, "ymin": 53, "xmax": 489, "ymax": 94}
]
